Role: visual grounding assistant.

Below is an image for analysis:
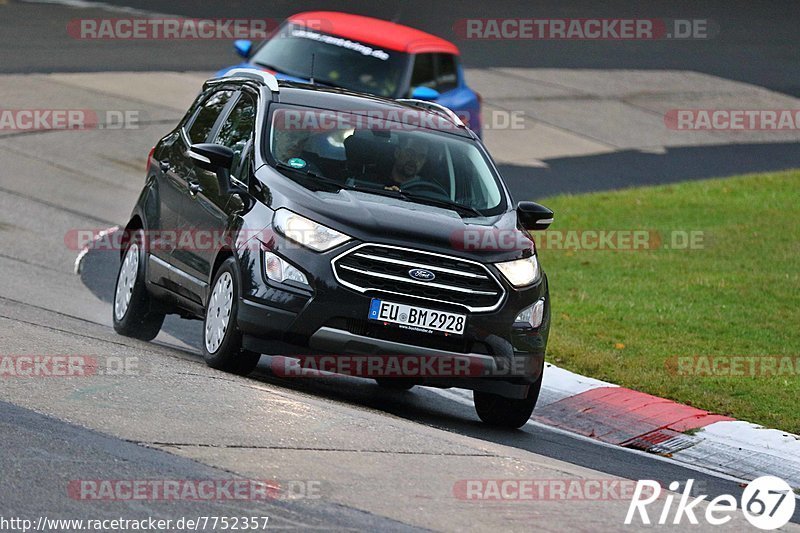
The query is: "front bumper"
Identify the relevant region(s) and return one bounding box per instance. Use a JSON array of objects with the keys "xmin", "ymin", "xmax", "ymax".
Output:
[{"xmin": 235, "ymin": 238, "xmax": 550, "ymax": 396}]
